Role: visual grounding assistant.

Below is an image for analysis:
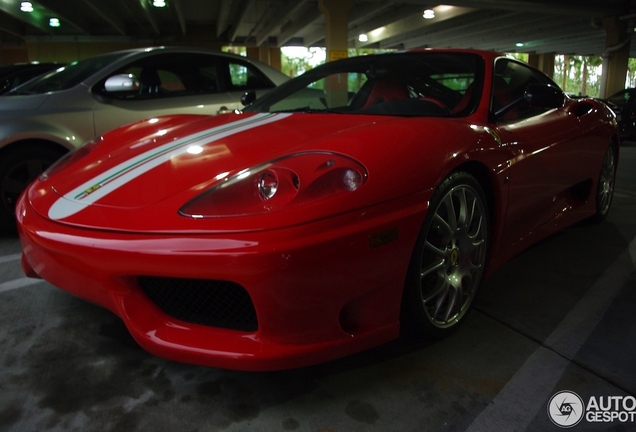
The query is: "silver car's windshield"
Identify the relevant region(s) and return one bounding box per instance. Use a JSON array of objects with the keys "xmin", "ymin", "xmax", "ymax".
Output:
[
  {"xmin": 8, "ymin": 51, "xmax": 130, "ymax": 95},
  {"xmin": 245, "ymin": 52, "xmax": 483, "ymax": 117}
]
